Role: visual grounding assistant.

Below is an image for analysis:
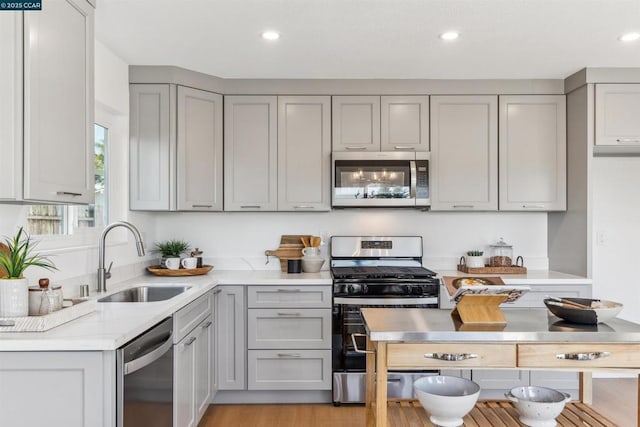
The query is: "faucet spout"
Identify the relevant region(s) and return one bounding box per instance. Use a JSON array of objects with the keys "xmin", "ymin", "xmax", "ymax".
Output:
[{"xmin": 97, "ymin": 221, "xmax": 145, "ymax": 293}]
